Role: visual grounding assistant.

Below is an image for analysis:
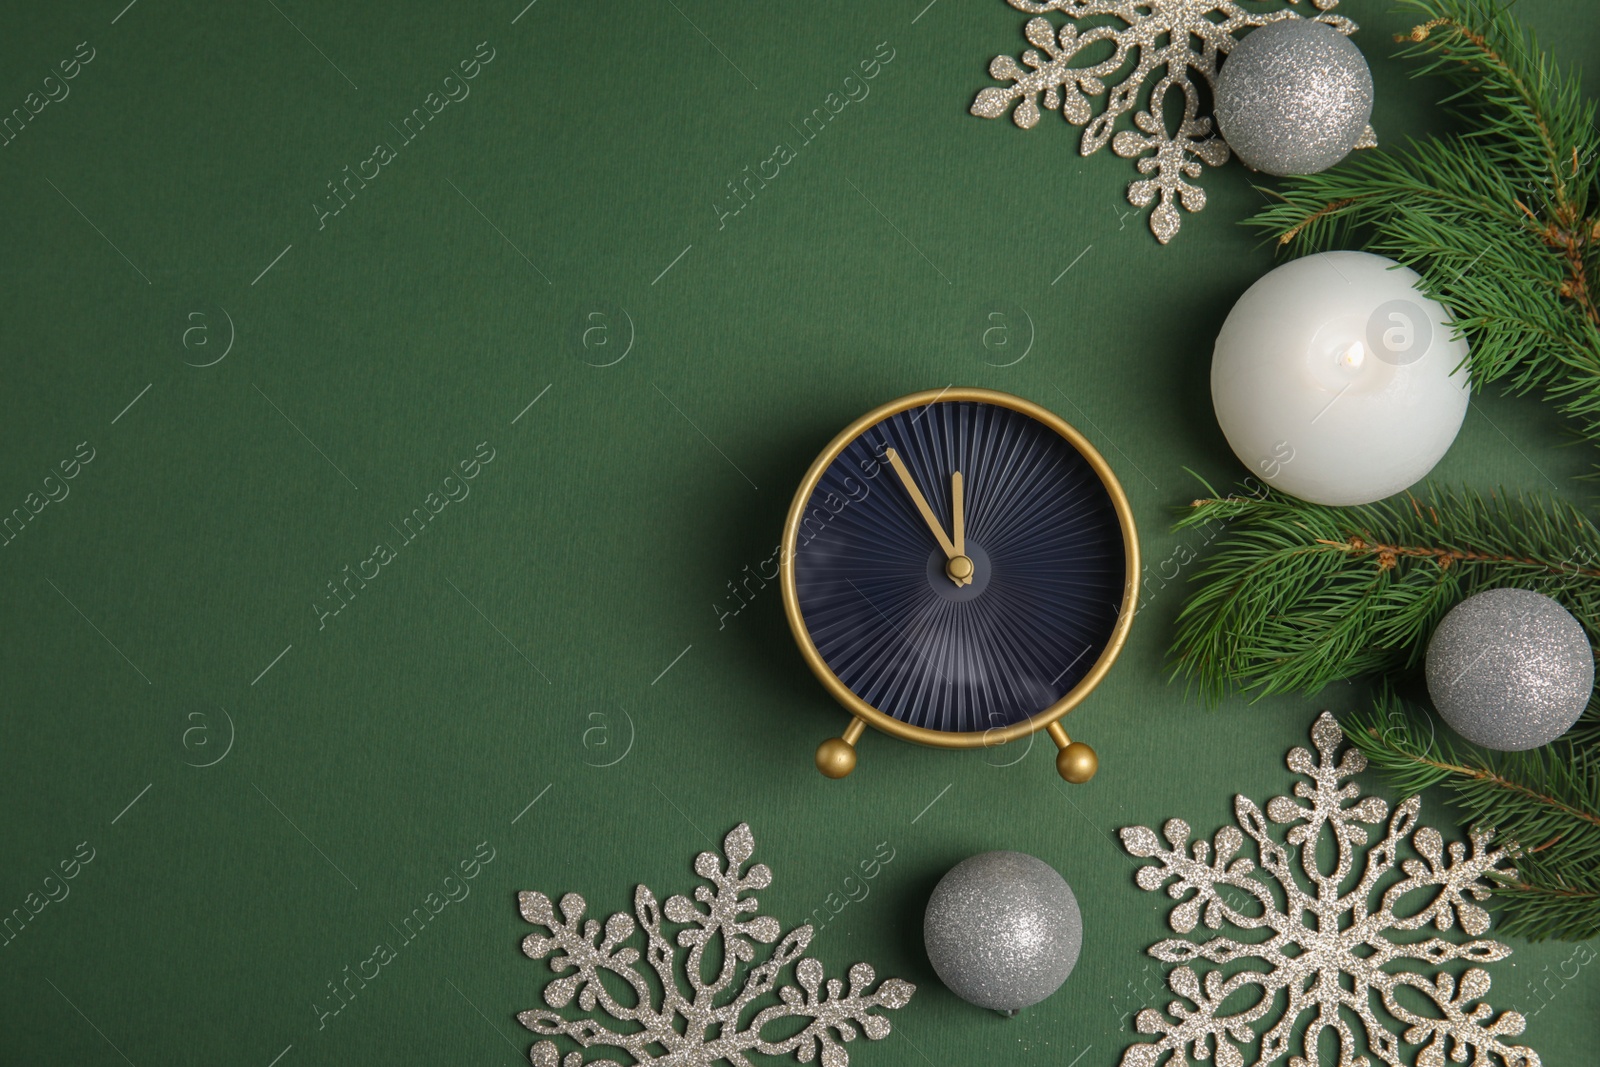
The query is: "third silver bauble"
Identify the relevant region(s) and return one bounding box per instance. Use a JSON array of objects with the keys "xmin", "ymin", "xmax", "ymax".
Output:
[
  {"xmin": 1215, "ymin": 19, "xmax": 1375, "ymax": 177},
  {"xmin": 923, "ymin": 850, "xmax": 1081, "ymax": 1014},
  {"xmin": 1426, "ymin": 587, "xmax": 1594, "ymax": 751}
]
